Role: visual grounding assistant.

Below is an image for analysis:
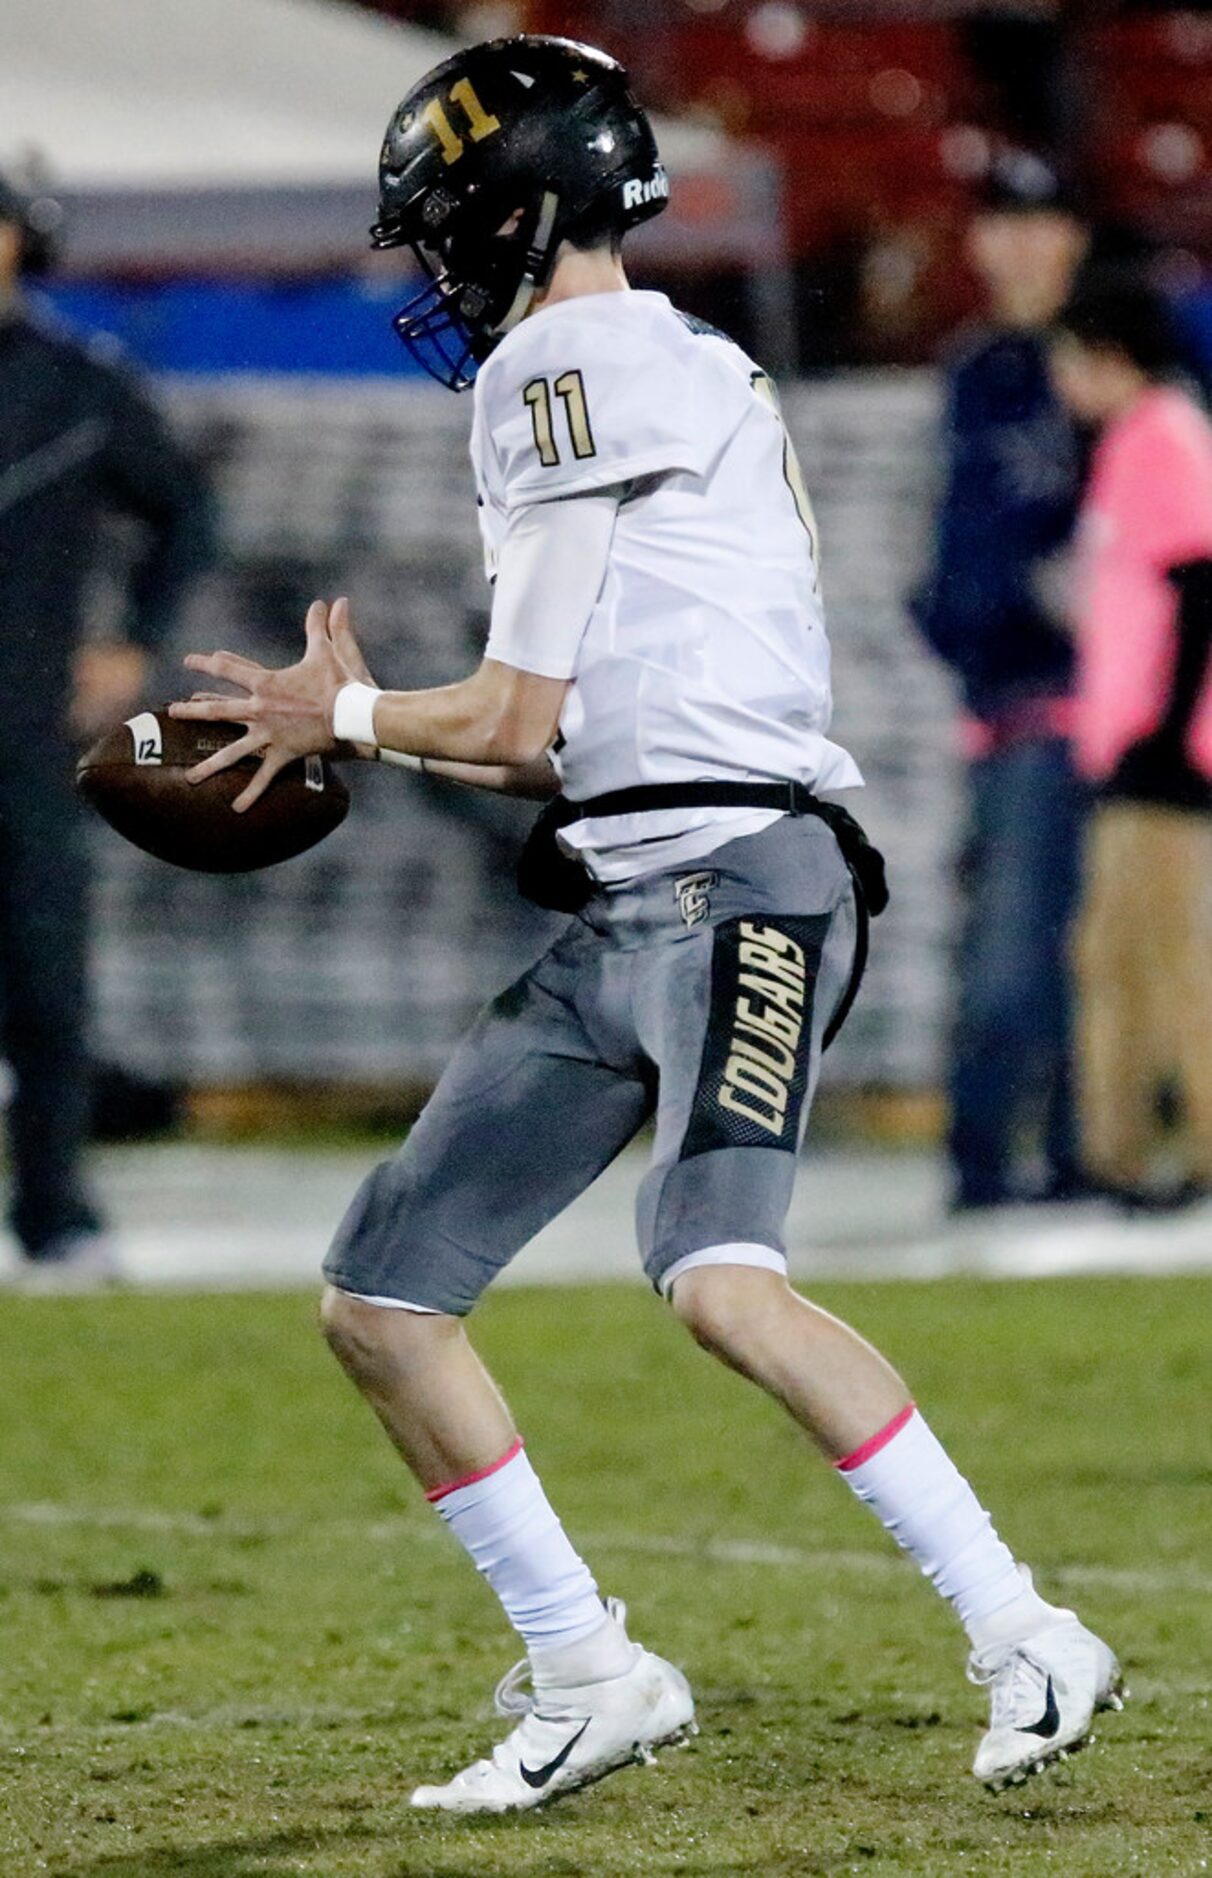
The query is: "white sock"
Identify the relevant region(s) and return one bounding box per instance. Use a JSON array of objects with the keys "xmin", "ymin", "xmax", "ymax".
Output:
[
  {"xmin": 429, "ymin": 1439, "xmax": 619, "ymax": 1664},
  {"xmin": 835, "ymin": 1405, "xmax": 1059, "ymax": 1647}
]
